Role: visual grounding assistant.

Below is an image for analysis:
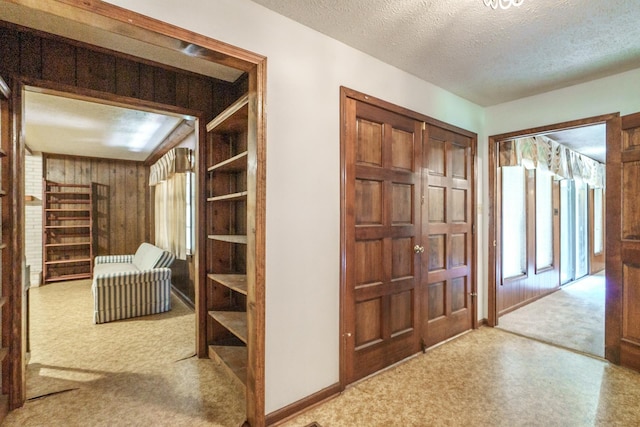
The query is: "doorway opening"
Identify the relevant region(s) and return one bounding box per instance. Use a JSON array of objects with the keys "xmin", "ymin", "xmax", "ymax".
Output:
[
  {"xmin": 489, "ymin": 118, "xmax": 610, "ymax": 359},
  {"xmin": 0, "ymin": 2, "xmax": 266, "ymax": 425}
]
